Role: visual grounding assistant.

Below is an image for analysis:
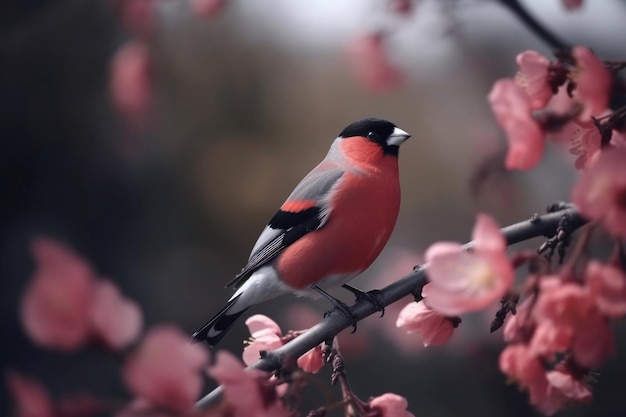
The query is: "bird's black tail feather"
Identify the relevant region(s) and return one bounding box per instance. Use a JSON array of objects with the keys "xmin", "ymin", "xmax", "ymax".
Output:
[{"xmin": 191, "ymin": 294, "xmax": 249, "ymax": 347}]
